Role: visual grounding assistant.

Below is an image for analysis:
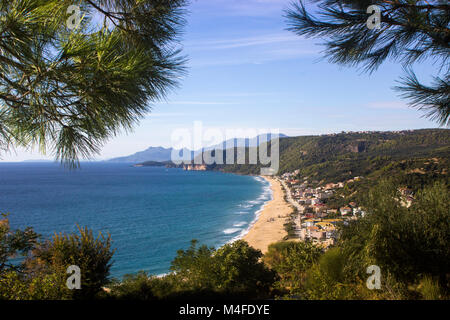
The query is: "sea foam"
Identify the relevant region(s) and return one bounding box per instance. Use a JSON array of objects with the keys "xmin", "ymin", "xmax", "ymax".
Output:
[{"xmin": 223, "ymin": 228, "xmax": 242, "ymax": 234}]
